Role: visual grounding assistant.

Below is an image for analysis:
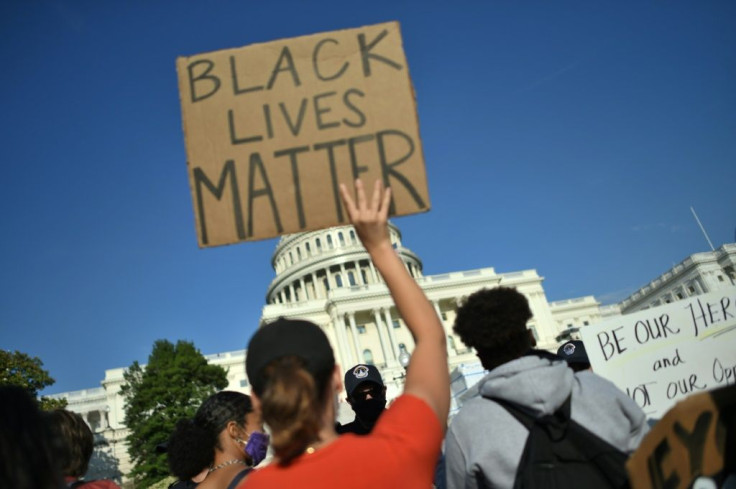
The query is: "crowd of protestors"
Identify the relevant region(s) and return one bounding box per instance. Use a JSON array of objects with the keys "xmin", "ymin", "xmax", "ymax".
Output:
[
  {"xmin": 3, "ymin": 179, "xmax": 733, "ymax": 488},
  {"xmin": 0, "ymin": 385, "xmax": 122, "ymax": 489}
]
